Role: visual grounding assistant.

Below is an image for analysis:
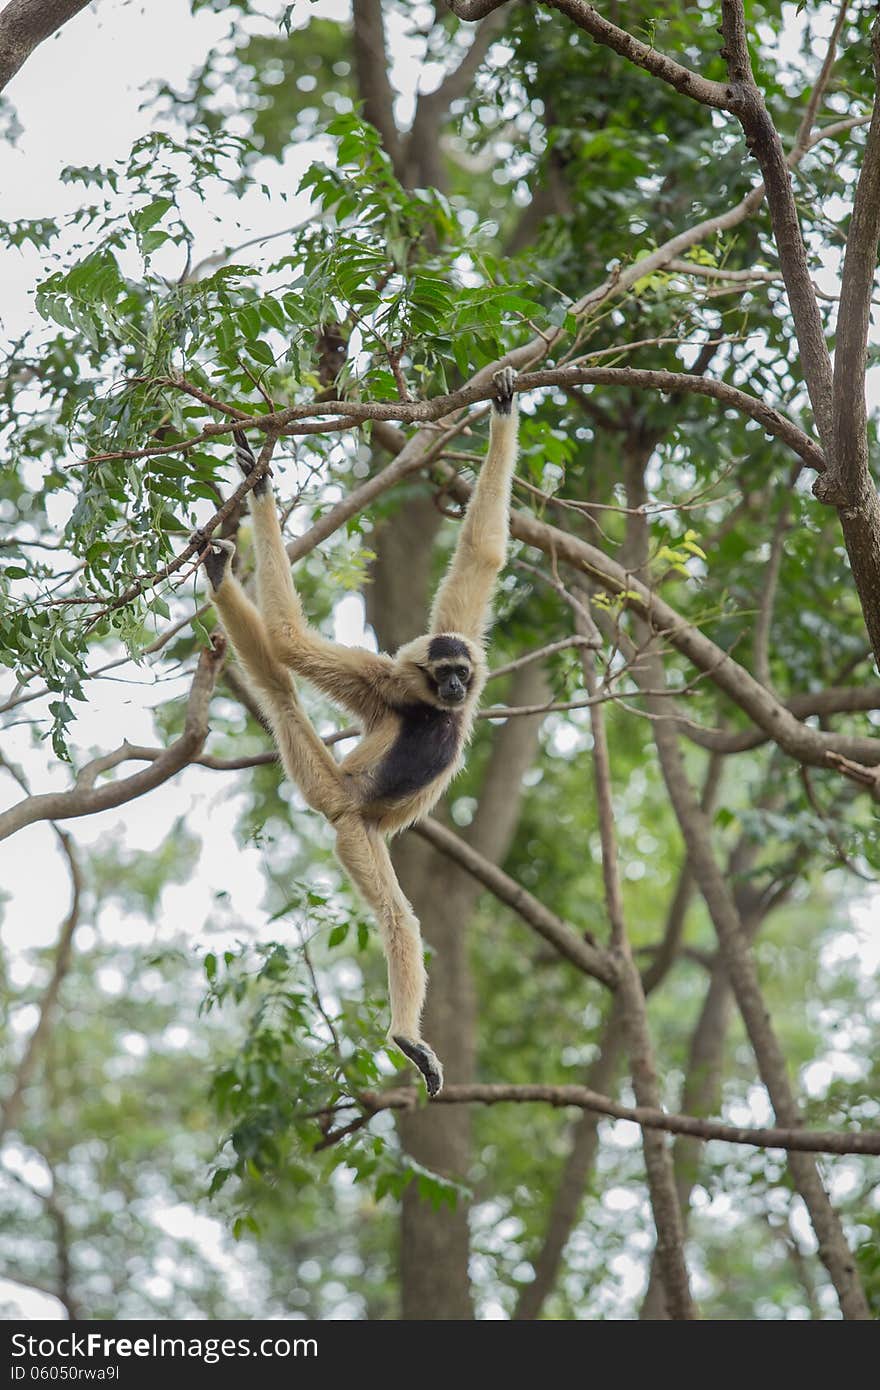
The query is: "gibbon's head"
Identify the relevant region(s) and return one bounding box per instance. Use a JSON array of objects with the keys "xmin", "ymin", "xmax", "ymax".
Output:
[{"xmin": 395, "ymin": 633, "xmax": 483, "ymax": 709}]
